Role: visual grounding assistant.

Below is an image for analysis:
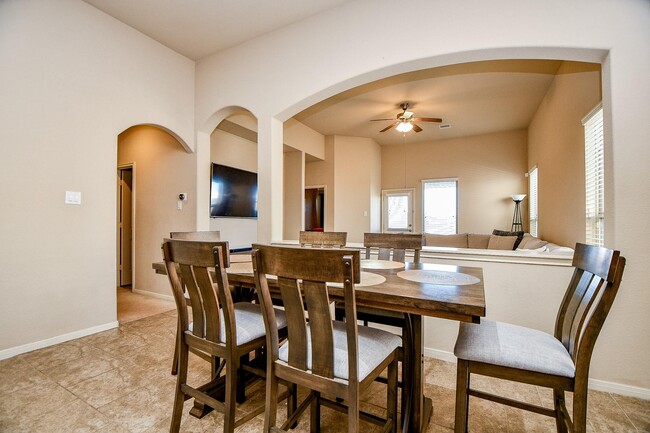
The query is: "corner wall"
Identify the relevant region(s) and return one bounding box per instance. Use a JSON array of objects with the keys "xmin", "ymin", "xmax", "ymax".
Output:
[{"xmin": 528, "ymin": 62, "xmax": 601, "ymax": 247}]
